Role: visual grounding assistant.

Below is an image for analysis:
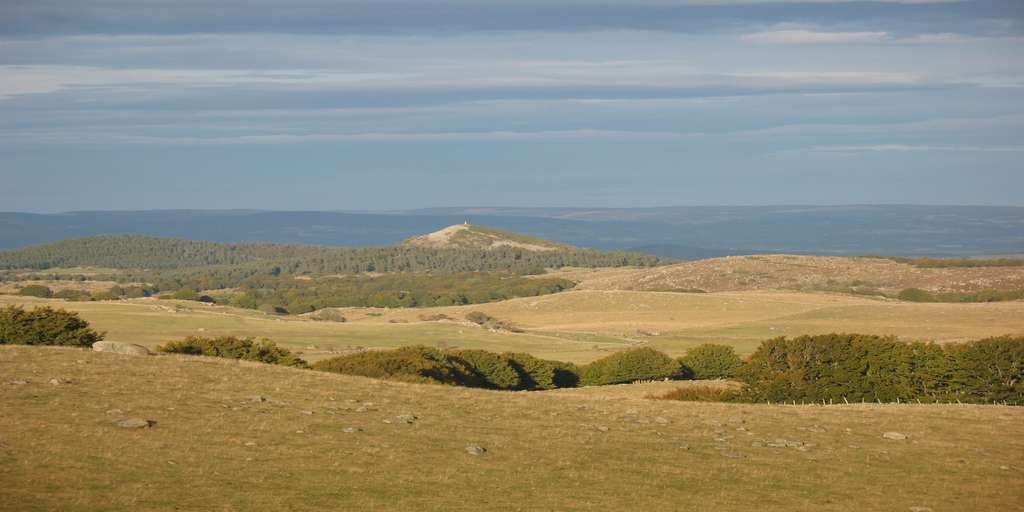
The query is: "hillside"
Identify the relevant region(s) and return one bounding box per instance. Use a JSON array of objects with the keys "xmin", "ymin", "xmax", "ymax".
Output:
[
  {"xmin": 569, "ymin": 255, "xmax": 1024, "ymax": 295},
  {"xmin": 2, "ymin": 346, "xmax": 1021, "ymax": 511},
  {"xmin": 403, "ymin": 224, "xmax": 574, "ymax": 251},
  {"xmin": 0, "ymin": 233, "xmax": 664, "ymax": 273}
]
